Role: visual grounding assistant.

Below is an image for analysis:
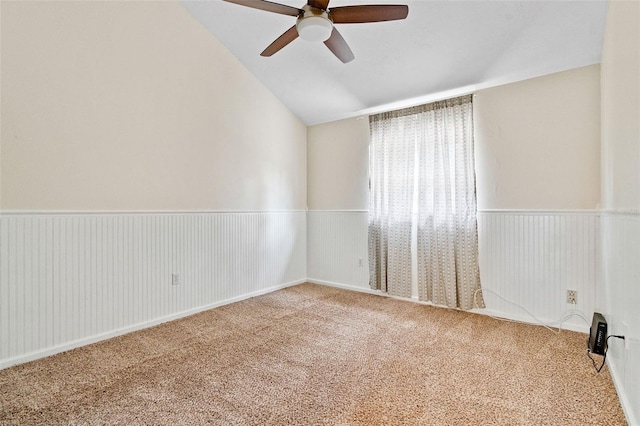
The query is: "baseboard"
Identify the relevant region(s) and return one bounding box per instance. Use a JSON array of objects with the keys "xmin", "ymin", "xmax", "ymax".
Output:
[
  {"xmin": 0, "ymin": 279, "xmax": 306, "ymax": 370},
  {"xmin": 403, "ymin": 298, "xmax": 589, "ymax": 334},
  {"xmin": 306, "ymin": 278, "xmax": 383, "ymax": 296},
  {"xmin": 474, "ymin": 308, "xmax": 589, "ymax": 334},
  {"xmin": 308, "ymin": 279, "xmax": 590, "ymax": 334},
  {"xmin": 0, "ymin": 278, "xmax": 590, "ymax": 370},
  {"xmin": 608, "ymin": 356, "xmax": 637, "ymax": 426}
]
